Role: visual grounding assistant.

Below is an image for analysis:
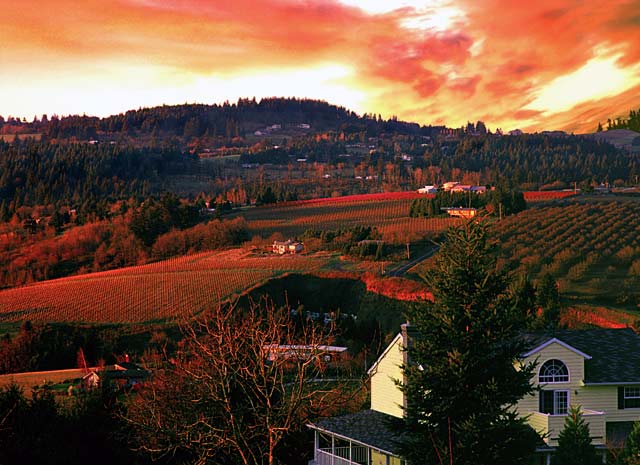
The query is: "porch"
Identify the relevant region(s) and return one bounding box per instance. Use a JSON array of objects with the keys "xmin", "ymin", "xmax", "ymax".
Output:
[
  {"xmin": 315, "ymin": 444, "xmax": 370, "ymax": 465},
  {"xmin": 308, "ymin": 410, "xmax": 404, "ymax": 465},
  {"xmin": 527, "ymin": 408, "xmax": 606, "ymax": 446}
]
